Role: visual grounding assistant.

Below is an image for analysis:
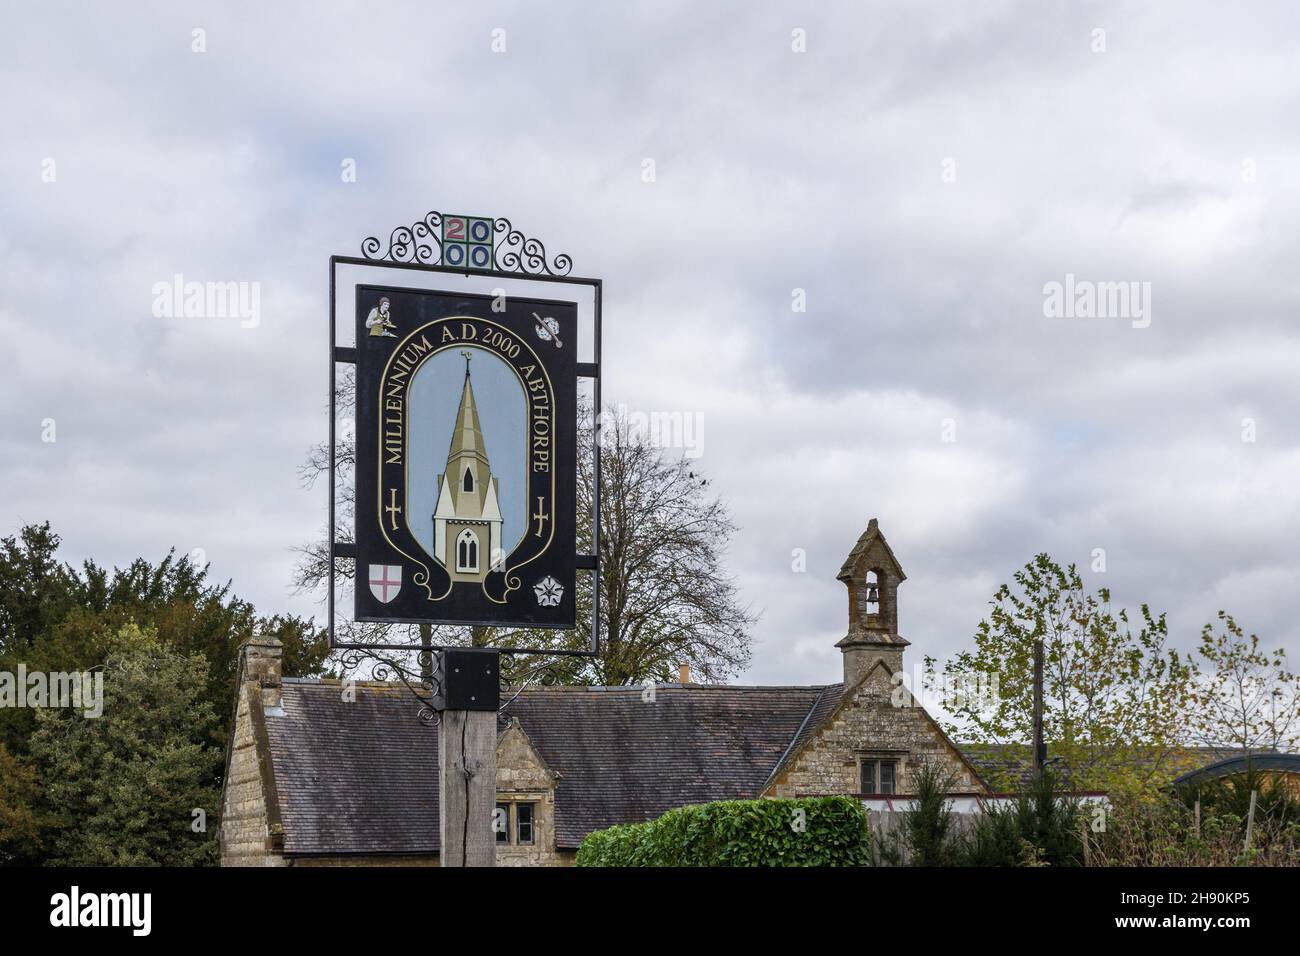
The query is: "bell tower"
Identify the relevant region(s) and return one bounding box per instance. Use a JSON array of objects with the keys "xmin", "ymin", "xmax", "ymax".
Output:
[{"xmin": 835, "ymin": 518, "xmax": 910, "ymax": 686}]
